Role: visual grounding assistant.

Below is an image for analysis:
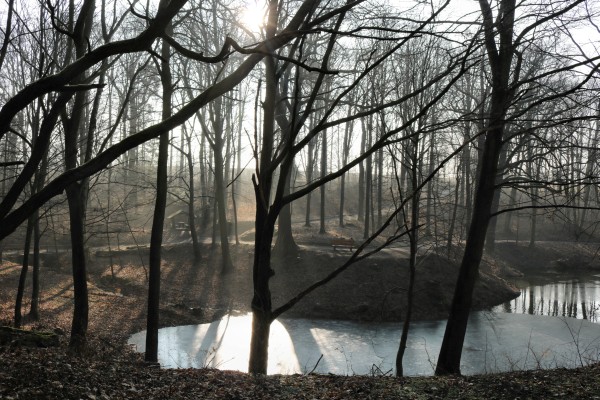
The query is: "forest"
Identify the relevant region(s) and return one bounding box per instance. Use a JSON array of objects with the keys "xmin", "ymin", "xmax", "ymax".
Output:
[{"xmin": 2, "ymin": 0, "xmax": 600, "ymax": 397}]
